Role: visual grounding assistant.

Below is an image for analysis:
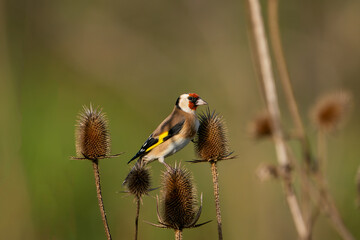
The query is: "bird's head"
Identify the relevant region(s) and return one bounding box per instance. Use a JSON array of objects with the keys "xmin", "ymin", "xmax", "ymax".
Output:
[{"xmin": 176, "ymin": 93, "xmax": 207, "ymax": 113}]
